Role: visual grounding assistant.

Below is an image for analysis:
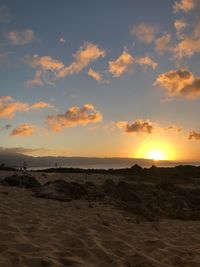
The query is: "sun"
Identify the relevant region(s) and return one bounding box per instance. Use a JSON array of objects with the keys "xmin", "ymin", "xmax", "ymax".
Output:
[
  {"xmin": 147, "ymin": 149, "xmax": 165, "ymax": 161},
  {"xmin": 134, "ymin": 140, "xmax": 175, "ymax": 161}
]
